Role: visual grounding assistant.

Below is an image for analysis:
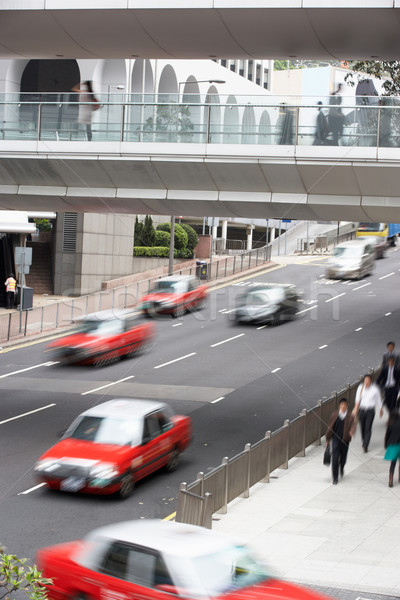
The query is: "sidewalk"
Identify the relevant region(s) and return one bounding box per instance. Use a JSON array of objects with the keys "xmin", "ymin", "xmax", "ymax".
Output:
[{"xmin": 212, "ymin": 417, "xmax": 400, "ymax": 600}]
